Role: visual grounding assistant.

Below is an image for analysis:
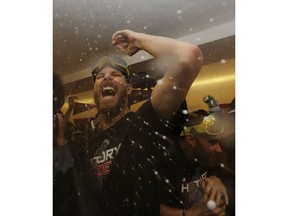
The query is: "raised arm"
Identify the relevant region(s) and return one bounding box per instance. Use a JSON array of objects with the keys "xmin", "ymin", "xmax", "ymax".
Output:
[
  {"xmin": 112, "ymin": 30, "xmax": 203, "ymax": 120},
  {"xmin": 63, "ymin": 94, "xmax": 78, "ymax": 122}
]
